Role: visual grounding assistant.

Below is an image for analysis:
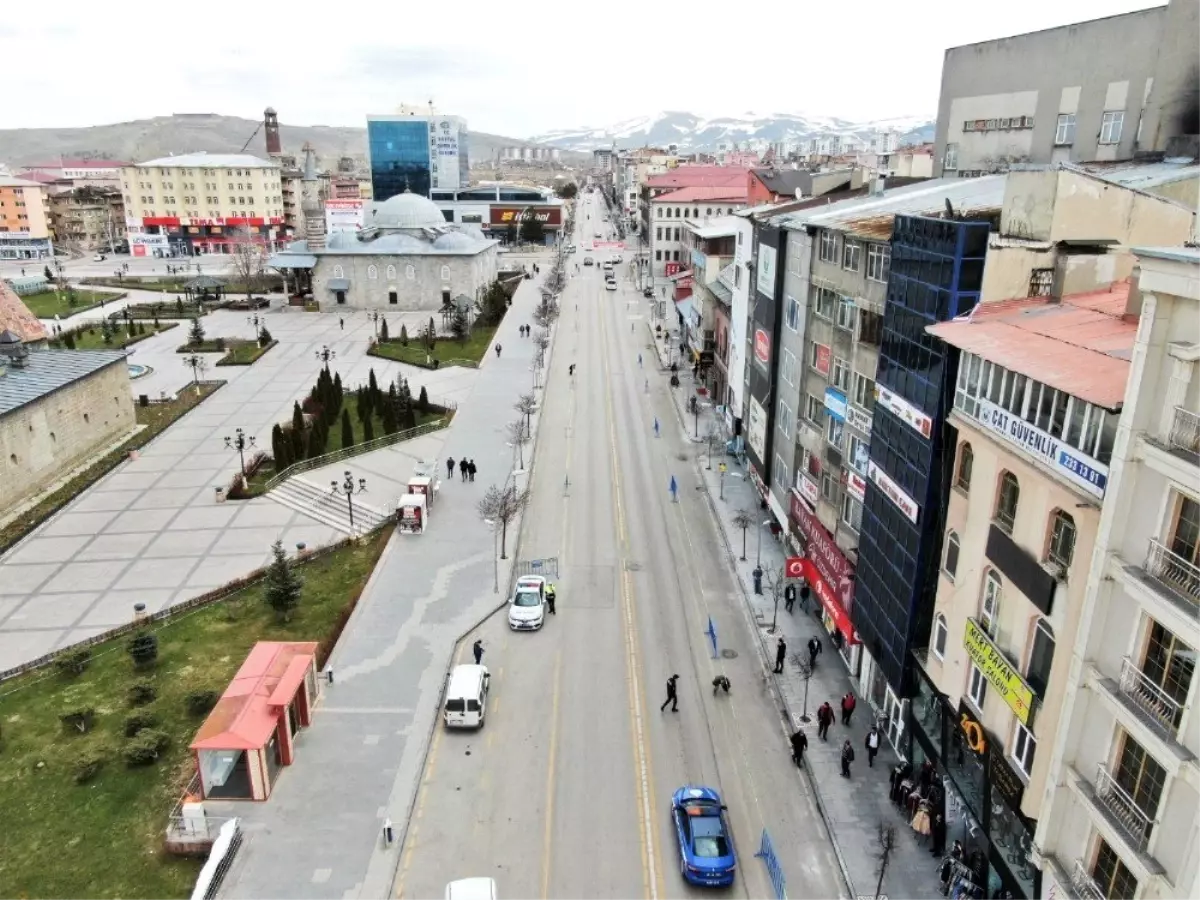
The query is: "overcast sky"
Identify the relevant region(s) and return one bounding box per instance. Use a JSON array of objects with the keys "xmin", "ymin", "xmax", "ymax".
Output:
[{"xmin": 4, "ymin": 0, "xmax": 1162, "ymax": 139}]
